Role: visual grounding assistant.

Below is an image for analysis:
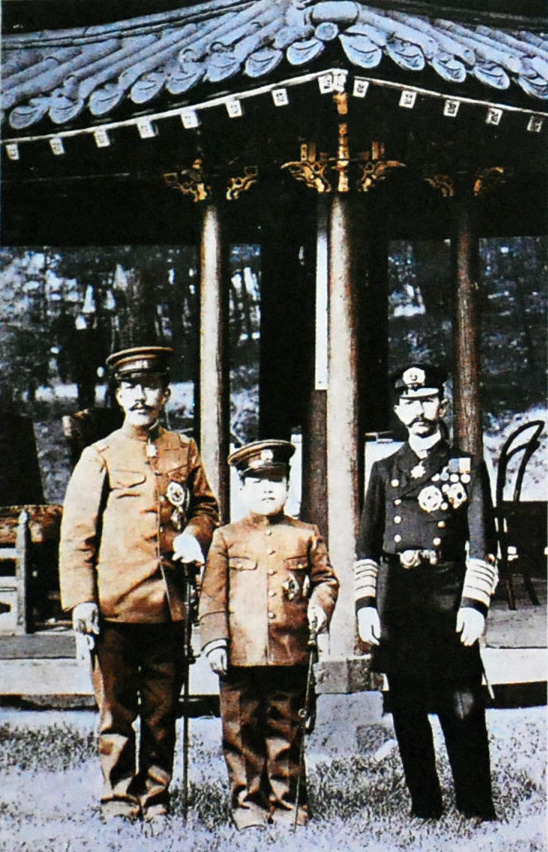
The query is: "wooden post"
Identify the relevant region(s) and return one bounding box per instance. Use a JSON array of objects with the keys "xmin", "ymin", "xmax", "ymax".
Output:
[
  {"xmin": 452, "ymin": 198, "xmax": 483, "ymax": 457},
  {"xmin": 200, "ymin": 203, "xmax": 230, "ymax": 522},
  {"xmin": 302, "ymin": 197, "xmax": 328, "ymax": 537},
  {"xmin": 16, "ymin": 509, "xmax": 30, "ymax": 634},
  {"xmin": 327, "ymin": 194, "xmax": 360, "ymax": 662}
]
